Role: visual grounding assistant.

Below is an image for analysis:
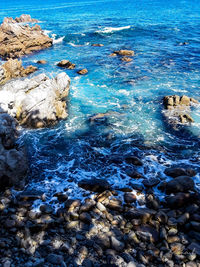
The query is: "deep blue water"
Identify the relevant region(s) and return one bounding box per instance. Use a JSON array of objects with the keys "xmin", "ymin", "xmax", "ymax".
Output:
[{"xmin": 0, "ymin": 0, "xmax": 200, "ymax": 205}]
